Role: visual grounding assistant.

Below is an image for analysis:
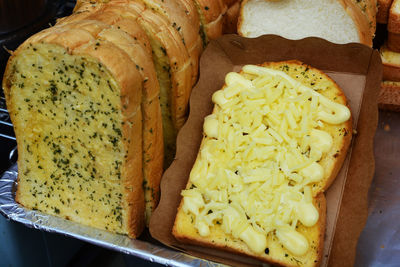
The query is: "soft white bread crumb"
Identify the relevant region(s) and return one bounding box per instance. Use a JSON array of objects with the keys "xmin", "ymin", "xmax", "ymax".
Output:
[{"xmin": 238, "ymin": 0, "xmax": 360, "ymax": 44}]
